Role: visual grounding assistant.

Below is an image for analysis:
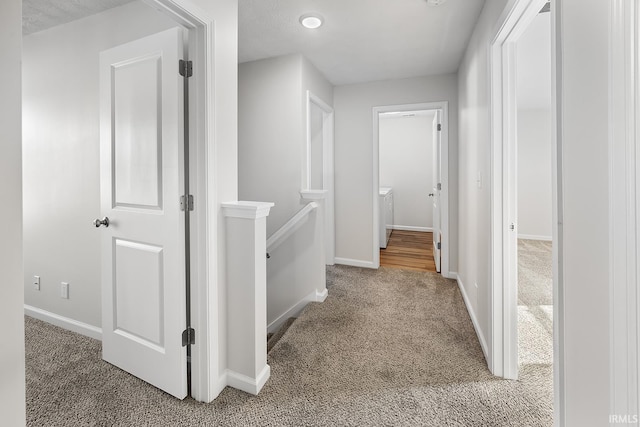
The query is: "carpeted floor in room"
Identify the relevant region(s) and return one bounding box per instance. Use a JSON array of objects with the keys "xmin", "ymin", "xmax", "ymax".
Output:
[
  {"xmin": 25, "ymin": 265, "xmax": 552, "ymax": 426},
  {"xmin": 517, "ymin": 239, "xmax": 553, "ymax": 366}
]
